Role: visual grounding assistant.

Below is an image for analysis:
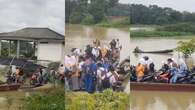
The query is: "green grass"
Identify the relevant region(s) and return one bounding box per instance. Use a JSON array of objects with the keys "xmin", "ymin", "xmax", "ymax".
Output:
[
  {"xmin": 96, "ymin": 18, "xmax": 130, "ymax": 28},
  {"xmin": 130, "ymin": 30, "xmax": 193, "ymax": 38},
  {"xmin": 65, "ymin": 89, "xmax": 130, "ymax": 110}
]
